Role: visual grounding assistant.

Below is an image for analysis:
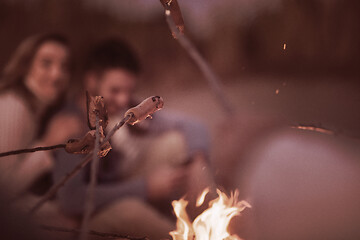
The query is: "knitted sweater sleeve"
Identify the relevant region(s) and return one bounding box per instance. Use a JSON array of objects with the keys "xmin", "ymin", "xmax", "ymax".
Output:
[{"xmin": 0, "ymin": 93, "xmax": 35, "ymax": 190}]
